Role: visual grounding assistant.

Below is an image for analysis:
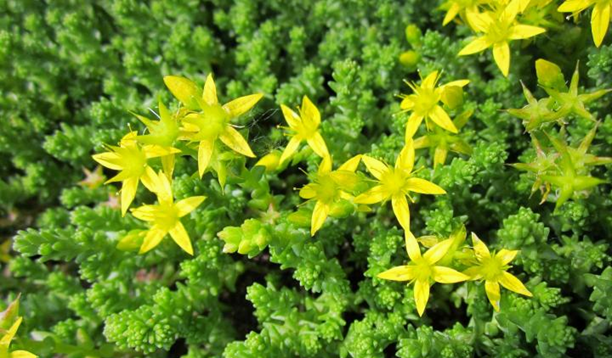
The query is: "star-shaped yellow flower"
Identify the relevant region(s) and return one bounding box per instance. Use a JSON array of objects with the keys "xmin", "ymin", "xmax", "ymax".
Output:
[
  {"xmin": 92, "ymin": 132, "xmax": 179, "ymax": 216},
  {"xmin": 164, "ymin": 74, "xmax": 263, "ymax": 177},
  {"xmin": 400, "ymin": 71, "xmax": 469, "ymax": 140},
  {"xmin": 299, "ymin": 154, "xmax": 362, "ymax": 236},
  {"xmin": 378, "ymin": 232, "xmax": 469, "ymax": 316},
  {"xmin": 279, "ymin": 96, "xmax": 329, "ymax": 164},
  {"xmin": 0, "ymin": 316, "xmax": 37, "ymax": 357},
  {"xmin": 458, "ymin": 0, "xmax": 546, "ymax": 76},
  {"xmin": 132, "ymin": 100, "xmax": 181, "ymax": 177},
  {"xmin": 558, "ymin": 0, "xmax": 611, "ymax": 47},
  {"xmin": 413, "ymin": 109, "xmax": 473, "ymax": 167},
  {"xmin": 463, "ymin": 233, "xmax": 532, "ymax": 311},
  {"xmin": 130, "ymin": 171, "xmax": 206, "ymax": 255},
  {"xmin": 354, "ymin": 140, "xmax": 446, "ymax": 232}
]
